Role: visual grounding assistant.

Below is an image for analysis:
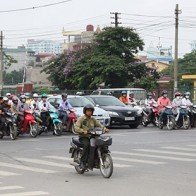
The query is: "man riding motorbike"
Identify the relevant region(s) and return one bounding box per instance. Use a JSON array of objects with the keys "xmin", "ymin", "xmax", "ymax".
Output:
[
  {"xmin": 129, "ymin": 92, "xmax": 137, "ymax": 106},
  {"xmin": 181, "ymin": 92, "xmax": 193, "ymax": 107},
  {"xmin": 119, "ymin": 91, "xmax": 129, "ymax": 105},
  {"xmin": 157, "ymin": 90, "xmax": 171, "ymax": 122},
  {"xmin": 74, "ymin": 104, "xmax": 109, "ymax": 170},
  {"xmin": 58, "ymin": 93, "xmax": 73, "ymax": 125},
  {"xmin": 172, "ymin": 92, "xmax": 182, "ymax": 121},
  {"xmin": 30, "ymin": 93, "xmax": 40, "ymax": 113}
]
